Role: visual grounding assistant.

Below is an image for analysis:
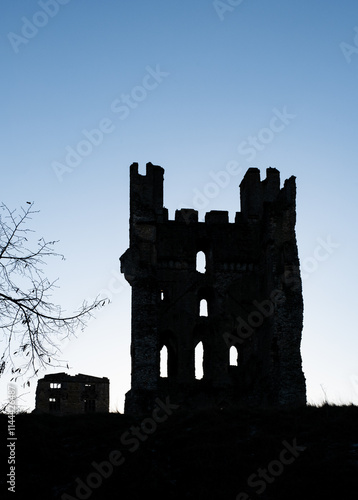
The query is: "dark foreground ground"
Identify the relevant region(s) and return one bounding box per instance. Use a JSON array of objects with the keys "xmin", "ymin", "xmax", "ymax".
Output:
[{"xmin": 1, "ymin": 404, "xmax": 358, "ymax": 499}]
